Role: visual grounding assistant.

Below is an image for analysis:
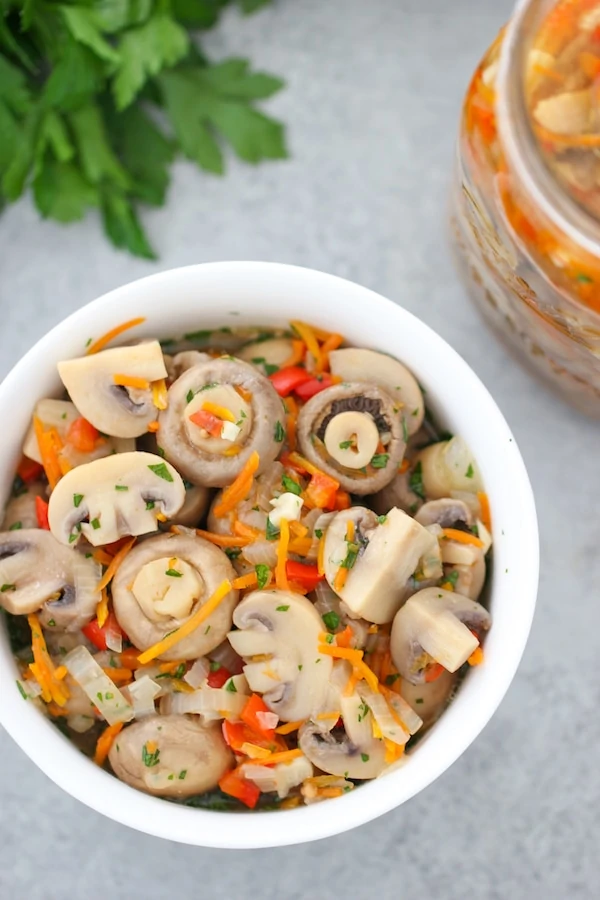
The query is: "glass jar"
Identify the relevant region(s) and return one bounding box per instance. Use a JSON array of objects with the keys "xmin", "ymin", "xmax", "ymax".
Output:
[{"xmin": 451, "ymin": 0, "xmax": 600, "ymax": 416}]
